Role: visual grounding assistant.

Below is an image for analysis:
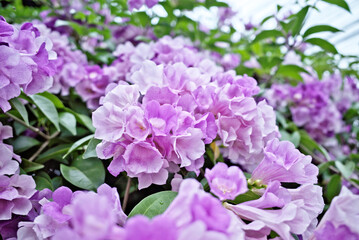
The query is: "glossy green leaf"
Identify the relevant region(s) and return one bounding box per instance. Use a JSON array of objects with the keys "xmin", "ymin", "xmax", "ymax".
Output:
[
  {"xmin": 35, "ymin": 144, "xmax": 71, "ymax": 164},
  {"xmin": 299, "ymin": 130, "xmax": 331, "ymax": 160},
  {"xmin": 303, "ymin": 25, "xmax": 341, "ymax": 38},
  {"xmin": 10, "ymin": 98, "xmax": 29, "ymax": 125},
  {"xmin": 280, "ymin": 130, "xmax": 301, "ymax": 147},
  {"xmin": 277, "ymin": 64, "xmax": 309, "ymax": 82},
  {"xmin": 335, "ymin": 161, "xmax": 355, "ymax": 179},
  {"xmin": 305, "ymin": 38, "xmax": 338, "ymax": 54},
  {"xmin": 34, "ymin": 175, "xmax": 53, "ymax": 191},
  {"xmin": 30, "ymin": 95, "xmax": 60, "ymax": 131},
  {"xmin": 83, "ymin": 138, "xmax": 101, "ymax": 159},
  {"xmin": 60, "ymin": 157, "xmax": 105, "ymax": 190},
  {"xmin": 325, "ymin": 174, "xmax": 342, "ymax": 202},
  {"xmin": 63, "ymin": 134, "xmax": 94, "ymax": 159},
  {"xmin": 21, "ymin": 159, "xmax": 44, "ymax": 173},
  {"xmin": 322, "ymin": 0, "xmax": 351, "ymax": 12},
  {"xmin": 128, "ymin": 191, "xmax": 178, "ymax": 218},
  {"xmin": 318, "ymin": 161, "xmax": 335, "ymax": 174},
  {"xmin": 253, "ymin": 30, "xmax": 284, "ymax": 43},
  {"xmin": 228, "ymin": 191, "xmax": 261, "ymax": 204},
  {"xmin": 13, "ymin": 136, "xmax": 41, "ymax": 153},
  {"xmin": 38, "ymin": 92, "xmax": 65, "ymax": 109},
  {"xmin": 291, "ymin": 6, "xmax": 310, "ymax": 36},
  {"xmin": 59, "ymin": 112, "xmax": 77, "ymax": 135}
]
